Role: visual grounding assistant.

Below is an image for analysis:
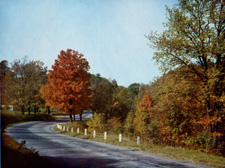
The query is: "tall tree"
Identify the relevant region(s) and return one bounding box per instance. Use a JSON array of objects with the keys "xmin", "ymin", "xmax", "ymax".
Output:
[
  {"xmin": 150, "ymin": 70, "xmax": 206, "ymax": 146},
  {"xmin": 148, "ymin": 0, "xmax": 225, "ymax": 148},
  {"xmin": 41, "ymin": 49, "xmax": 92, "ymax": 122},
  {"xmin": 91, "ymin": 80, "xmax": 114, "ymax": 119},
  {"xmin": 7, "ymin": 57, "xmax": 47, "ymax": 114},
  {"xmin": 133, "ymin": 91, "xmax": 153, "ymax": 140},
  {"xmin": 0, "ymin": 60, "xmax": 9, "ymax": 107},
  {"xmin": 112, "ymin": 86, "xmax": 132, "ymax": 122}
]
